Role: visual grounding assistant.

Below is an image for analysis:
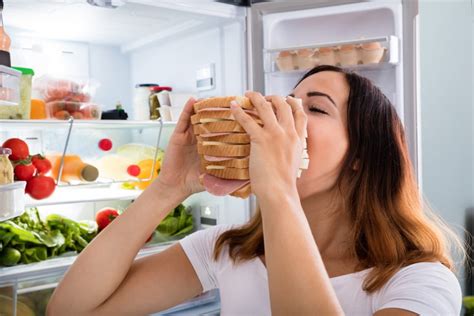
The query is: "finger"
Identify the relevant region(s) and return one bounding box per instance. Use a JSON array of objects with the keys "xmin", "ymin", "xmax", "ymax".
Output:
[
  {"xmin": 245, "ymin": 91, "xmax": 278, "ymax": 128},
  {"xmin": 175, "ymin": 97, "xmax": 196, "ymax": 133},
  {"xmin": 265, "ymin": 95, "xmax": 293, "ymax": 128},
  {"xmin": 230, "ymin": 100, "xmax": 262, "ymax": 137},
  {"xmin": 286, "ymin": 96, "xmax": 308, "ymax": 140}
]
